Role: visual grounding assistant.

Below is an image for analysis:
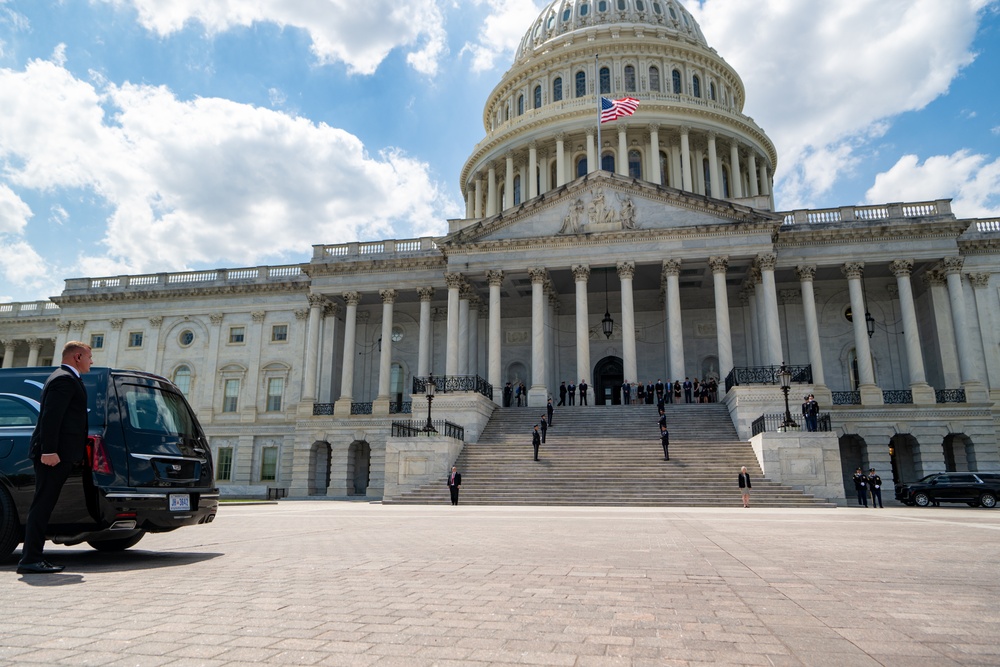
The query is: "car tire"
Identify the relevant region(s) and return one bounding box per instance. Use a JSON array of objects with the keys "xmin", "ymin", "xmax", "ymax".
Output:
[
  {"xmin": 913, "ymin": 492, "xmax": 931, "ymax": 507},
  {"xmin": 0, "ymin": 487, "xmax": 20, "ymax": 559},
  {"xmin": 87, "ymin": 531, "xmax": 145, "ymax": 552},
  {"xmin": 979, "ymin": 493, "xmax": 997, "ymax": 509}
]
